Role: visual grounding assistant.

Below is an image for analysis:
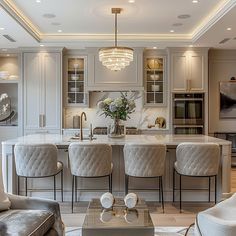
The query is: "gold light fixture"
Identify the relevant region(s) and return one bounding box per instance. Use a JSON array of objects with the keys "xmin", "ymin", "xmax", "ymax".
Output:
[{"xmin": 99, "ymin": 8, "xmax": 133, "ymax": 71}]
